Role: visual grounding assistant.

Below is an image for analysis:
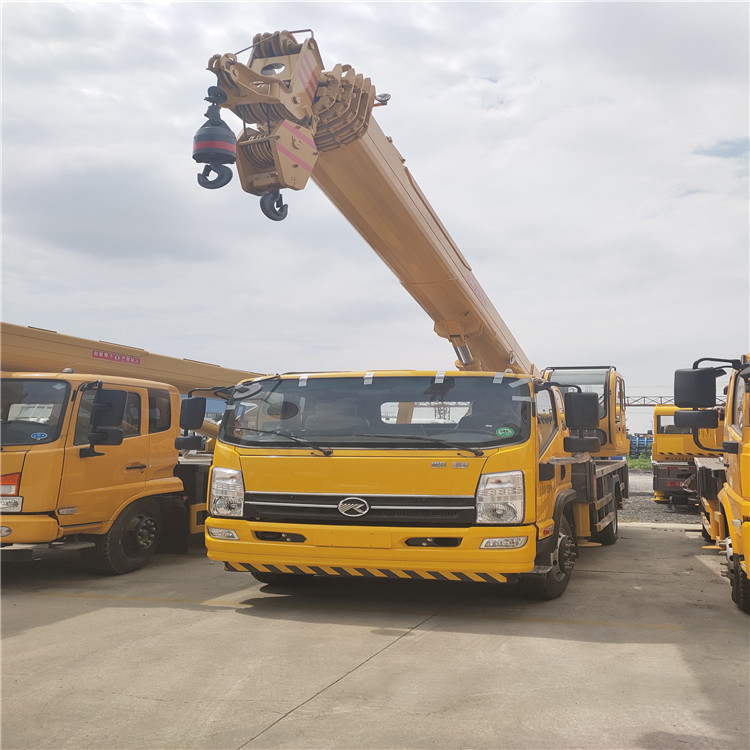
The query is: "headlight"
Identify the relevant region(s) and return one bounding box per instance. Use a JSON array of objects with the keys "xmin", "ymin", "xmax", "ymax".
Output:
[
  {"xmin": 209, "ymin": 467, "xmax": 245, "ymax": 517},
  {"xmin": 476, "ymin": 471, "xmax": 525, "ymax": 524},
  {"xmin": 0, "ymin": 497, "xmax": 23, "ymax": 513}
]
